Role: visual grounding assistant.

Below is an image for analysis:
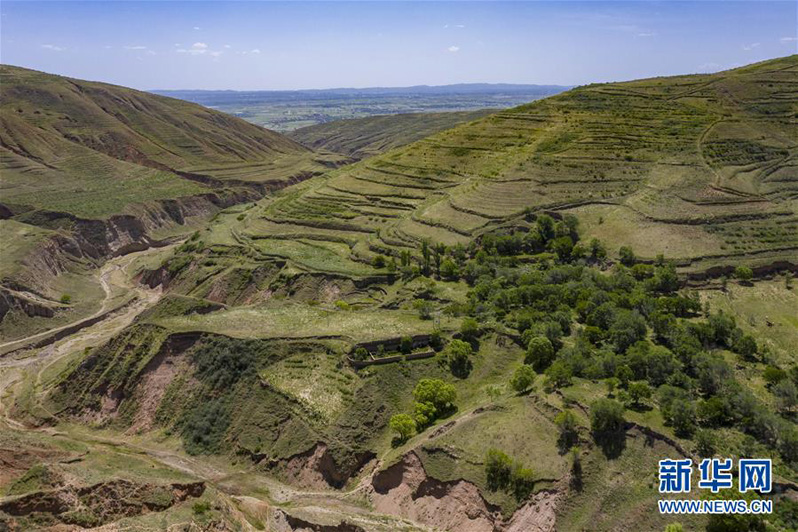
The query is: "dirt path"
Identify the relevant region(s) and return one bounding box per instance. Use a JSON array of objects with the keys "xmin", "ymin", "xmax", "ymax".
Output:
[
  {"xmin": 0, "ymin": 246, "xmax": 171, "ymax": 427},
  {"xmin": 0, "ymin": 254, "xmax": 143, "ymax": 353}
]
